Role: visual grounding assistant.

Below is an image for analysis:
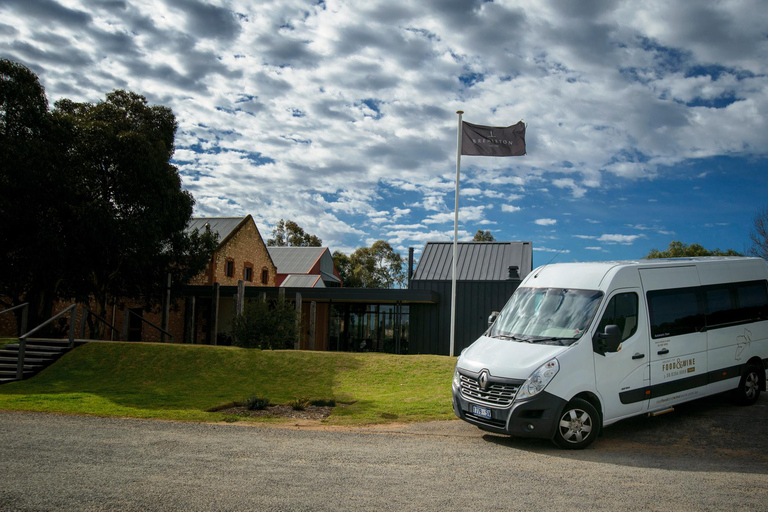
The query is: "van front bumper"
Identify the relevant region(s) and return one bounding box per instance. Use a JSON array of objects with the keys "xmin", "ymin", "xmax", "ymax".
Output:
[{"xmin": 453, "ymin": 389, "xmax": 566, "ymax": 440}]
